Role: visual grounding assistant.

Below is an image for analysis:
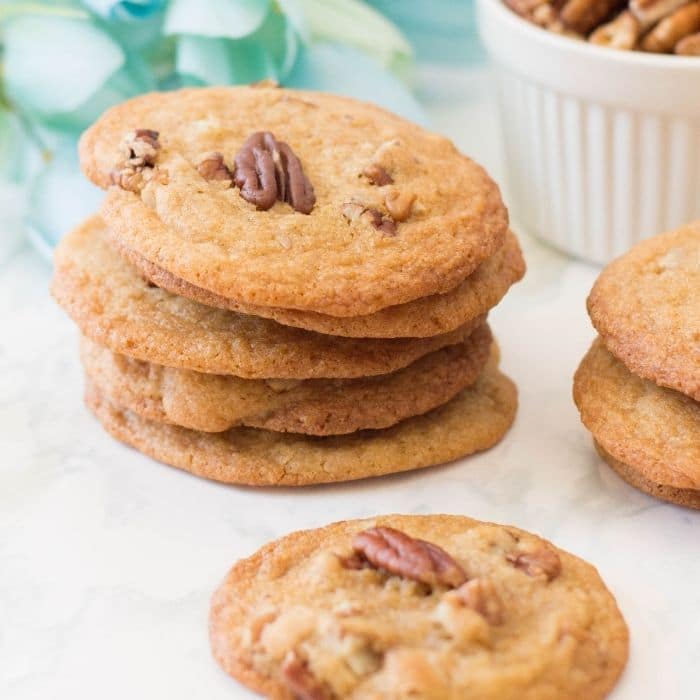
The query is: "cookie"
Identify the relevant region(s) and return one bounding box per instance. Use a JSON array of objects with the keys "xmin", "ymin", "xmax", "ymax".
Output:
[
  {"xmin": 112, "ymin": 230, "xmax": 525, "ymax": 338},
  {"xmin": 209, "ymin": 514, "xmax": 629, "ymax": 699},
  {"xmin": 79, "ymin": 86, "xmax": 509, "ymax": 316},
  {"xmin": 595, "ymin": 442, "xmax": 700, "ymax": 510},
  {"xmin": 51, "ymin": 216, "xmax": 482, "ymax": 378},
  {"xmin": 80, "ymin": 324, "xmax": 493, "ymax": 435},
  {"xmin": 587, "ymin": 223, "xmax": 700, "ymax": 400},
  {"xmin": 84, "ymin": 351, "xmax": 517, "ymax": 486},
  {"xmin": 573, "ymin": 337, "xmax": 699, "ymax": 505}
]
